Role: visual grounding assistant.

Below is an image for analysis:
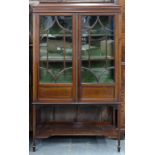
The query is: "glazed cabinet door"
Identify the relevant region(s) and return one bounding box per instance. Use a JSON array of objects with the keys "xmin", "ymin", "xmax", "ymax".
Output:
[
  {"xmin": 33, "ymin": 13, "xmax": 77, "ymax": 102},
  {"xmin": 33, "ymin": 13, "xmax": 120, "ymax": 103},
  {"xmin": 78, "ymin": 14, "xmax": 120, "ymax": 102}
]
